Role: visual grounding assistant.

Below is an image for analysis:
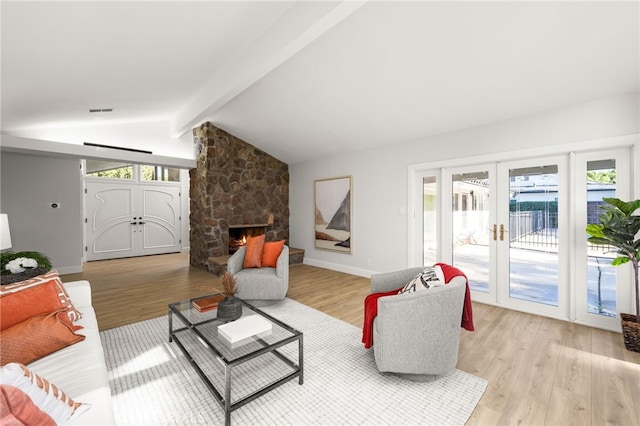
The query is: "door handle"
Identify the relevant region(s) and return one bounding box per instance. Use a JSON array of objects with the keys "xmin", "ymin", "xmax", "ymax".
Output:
[
  {"xmin": 500, "ymin": 224, "xmax": 508, "ymax": 241},
  {"xmin": 130, "ymin": 217, "xmax": 144, "ymax": 225},
  {"xmin": 492, "ymin": 224, "xmax": 497, "ymax": 241}
]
